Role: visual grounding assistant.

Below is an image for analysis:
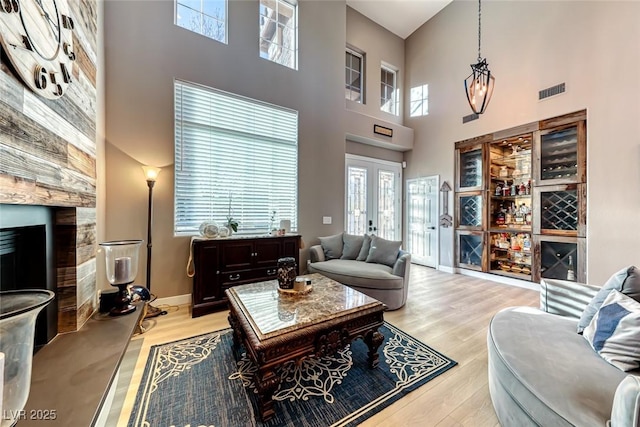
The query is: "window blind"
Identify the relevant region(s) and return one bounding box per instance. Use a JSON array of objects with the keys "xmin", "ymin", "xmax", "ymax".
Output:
[{"xmin": 174, "ymin": 80, "xmax": 298, "ymax": 235}]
